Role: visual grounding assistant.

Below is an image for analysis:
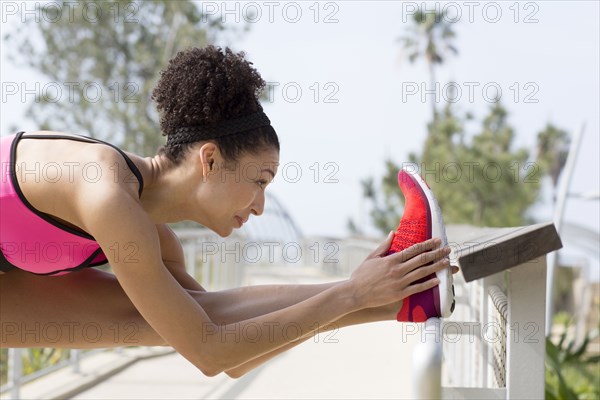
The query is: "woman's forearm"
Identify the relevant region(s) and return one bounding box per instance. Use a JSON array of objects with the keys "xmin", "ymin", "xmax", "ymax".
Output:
[
  {"xmin": 202, "ymin": 280, "xmax": 360, "ymax": 374},
  {"xmin": 189, "ymin": 281, "xmax": 343, "ymax": 324}
]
